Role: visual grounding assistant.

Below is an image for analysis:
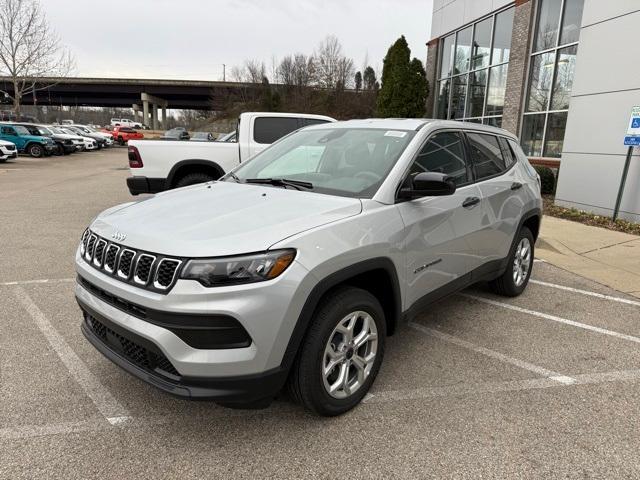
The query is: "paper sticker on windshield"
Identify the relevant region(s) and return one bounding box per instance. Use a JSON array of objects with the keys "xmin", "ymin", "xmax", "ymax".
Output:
[{"xmin": 385, "ymin": 131, "xmax": 407, "ymax": 138}]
